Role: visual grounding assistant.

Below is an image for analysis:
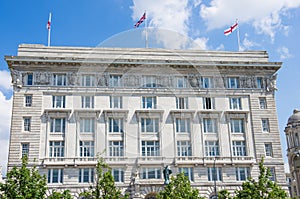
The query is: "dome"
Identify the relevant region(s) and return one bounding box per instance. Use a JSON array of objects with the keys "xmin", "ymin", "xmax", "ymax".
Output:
[{"xmin": 288, "ymin": 109, "xmax": 300, "ymax": 124}]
